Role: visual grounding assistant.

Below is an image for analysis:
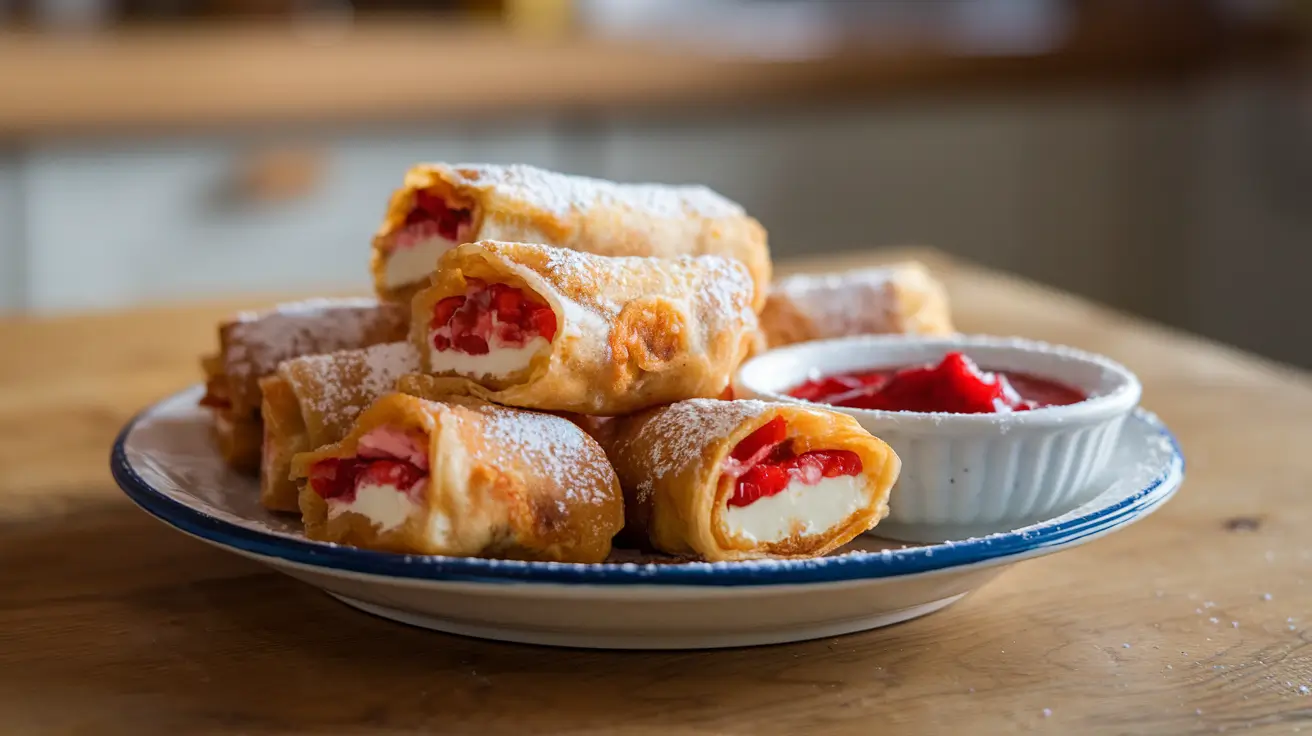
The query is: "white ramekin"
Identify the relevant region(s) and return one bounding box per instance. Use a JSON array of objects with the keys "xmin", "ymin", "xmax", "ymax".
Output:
[{"xmin": 734, "ymin": 335, "xmax": 1142, "ymax": 542}]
